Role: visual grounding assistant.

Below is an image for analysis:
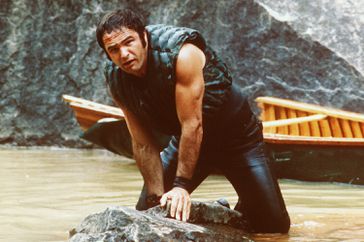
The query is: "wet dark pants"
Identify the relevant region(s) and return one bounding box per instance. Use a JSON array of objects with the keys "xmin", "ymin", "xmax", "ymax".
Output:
[{"xmin": 136, "ymin": 86, "xmax": 290, "ymax": 233}]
